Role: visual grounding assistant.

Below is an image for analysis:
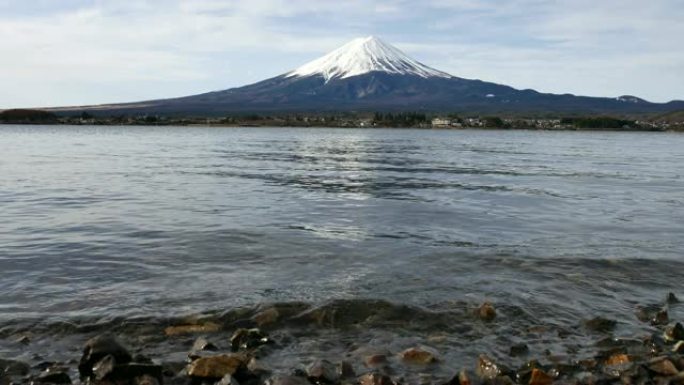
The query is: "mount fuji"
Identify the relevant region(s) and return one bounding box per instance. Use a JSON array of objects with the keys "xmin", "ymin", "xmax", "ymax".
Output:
[{"xmin": 55, "ymin": 36, "xmax": 683, "ymax": 115}]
